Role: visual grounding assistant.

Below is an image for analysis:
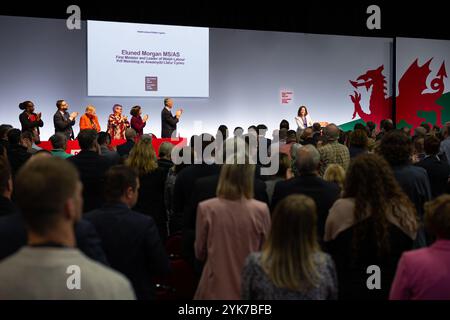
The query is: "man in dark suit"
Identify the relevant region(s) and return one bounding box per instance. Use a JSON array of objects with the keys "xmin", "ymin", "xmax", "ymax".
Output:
[
  {"xmin": 116, "ymin": 128, "xmax": 137, "ymax": 158},
  {"xmin": 161, "ymin": 98, "xmax": 182, "ymax": 138},
  {"xmin": 84, "ymin": 165, "xmax": 169, "ymax": 300},
  {"xmin": 68, "ymin": 129, "xmax": 111, "ymax": 212},
  {"xmin": 53, "ymin": 100, "xmax": 78, "ymax": 140},
  {"xmin": 271, "ymin": 144, "xmax": 340, "ymax": 240},
  {"xmin": 416, "ymin": 135, "xmax": 450, "ymax": 199}
]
